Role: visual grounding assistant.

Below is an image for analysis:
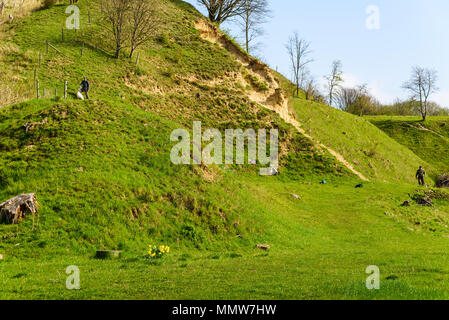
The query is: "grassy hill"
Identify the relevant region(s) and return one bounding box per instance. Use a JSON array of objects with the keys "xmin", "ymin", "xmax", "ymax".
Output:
[
  {"xmin": 291, "ymin": 99, "xmax": 435, "ymax": 184},
  {"xmin": 0, "ymin": 0, "xmax": 449, "ymax": 300},
  {"xmin": 368, "ymin": 116, "xmax": 449, "ymax": 177}
]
